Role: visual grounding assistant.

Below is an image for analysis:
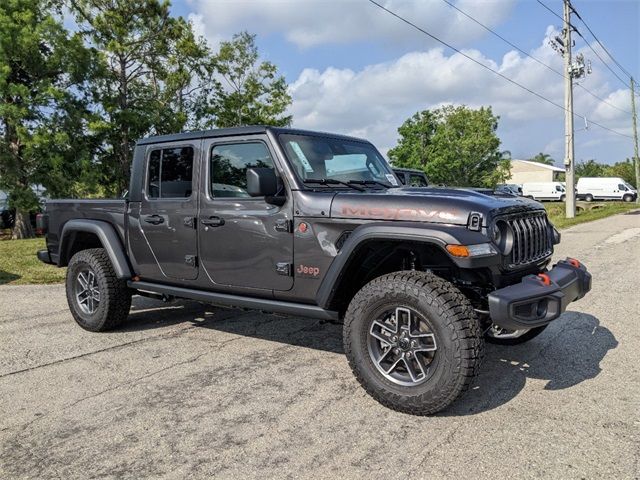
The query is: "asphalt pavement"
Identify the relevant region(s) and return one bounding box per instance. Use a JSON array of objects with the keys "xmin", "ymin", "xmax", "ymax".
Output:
[{"xmin": 0, "ymin": 210, "xmax": 639, "ymax": 479}]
